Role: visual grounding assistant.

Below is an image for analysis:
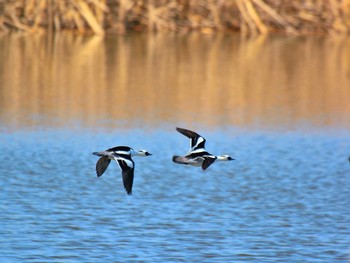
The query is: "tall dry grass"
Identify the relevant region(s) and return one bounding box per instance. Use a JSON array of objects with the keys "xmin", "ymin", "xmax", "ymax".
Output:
[
  {"xmin": 0, "ymin": 0, "xmax": 107, "ymax": 34},
  {"xmin": 0, "ymin": 0, "xmax": 350, "ymax": 34}
]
